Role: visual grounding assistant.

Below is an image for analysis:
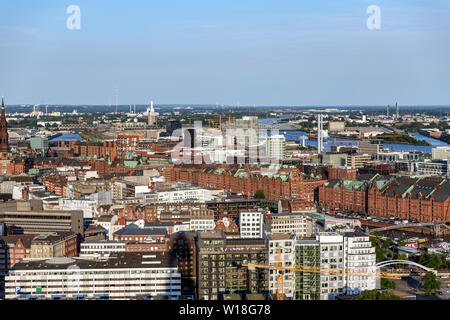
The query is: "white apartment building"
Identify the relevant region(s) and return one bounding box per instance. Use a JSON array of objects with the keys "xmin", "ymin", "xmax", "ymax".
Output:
[
  {"xmin": 270, "ymin": 213, "xmax": 315, "ymax": 239},
  {"xmin": 343, "ymin": 233, "xmax": 377, "ymax": 295},
  {"xmin": 5, "ymin": 253, "xmax": 181, "ymax": 300},
  {"xmin": 268, "ymin": 232, "xmax": 377, "ymax": 300},
  {"xmin": 266, "ymin": 135, "xmax": 286, "ymax": 160},
  {"xmin": 317, "ymin": 234, "xmax": 346, "ymax": 300},
  {"xmin": 80, "ymin": 240, "xmax": 126, "ymax": 259},
  {"xmin": 239, "ymin": 211, "xmax": 264, "ymax": 238},
  {"xmin": 317, "ymin": 232, "xmax": 376, "ymax": 300}
]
